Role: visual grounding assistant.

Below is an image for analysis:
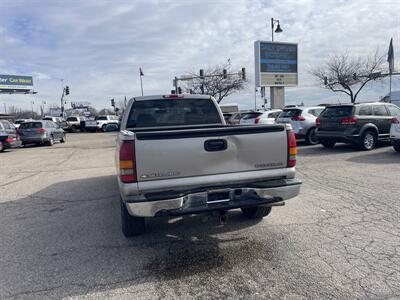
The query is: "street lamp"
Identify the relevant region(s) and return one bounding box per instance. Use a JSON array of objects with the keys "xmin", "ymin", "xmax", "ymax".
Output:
[{"xmin": 271, "ymin": 18, "xmax": 283, "ymax": 42}]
